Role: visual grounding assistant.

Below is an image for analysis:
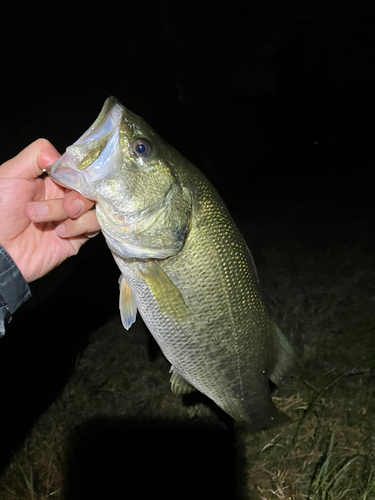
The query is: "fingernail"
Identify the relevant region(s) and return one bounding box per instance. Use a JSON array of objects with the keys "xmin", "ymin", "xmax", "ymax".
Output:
[
  {"xmin": 55, "ymin": 224, "xmax": 66, "ymax": 236},
  {"xmin": 87, "ymin": 231, "xmax": 100, "ymax": 238},
  {"xmin": 71, "ymin": 199, "xmax": 84, "ymax": 217},
  {"xmin": 28, "ymin": 202, "xmax": 48, "ymax": 217}
]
